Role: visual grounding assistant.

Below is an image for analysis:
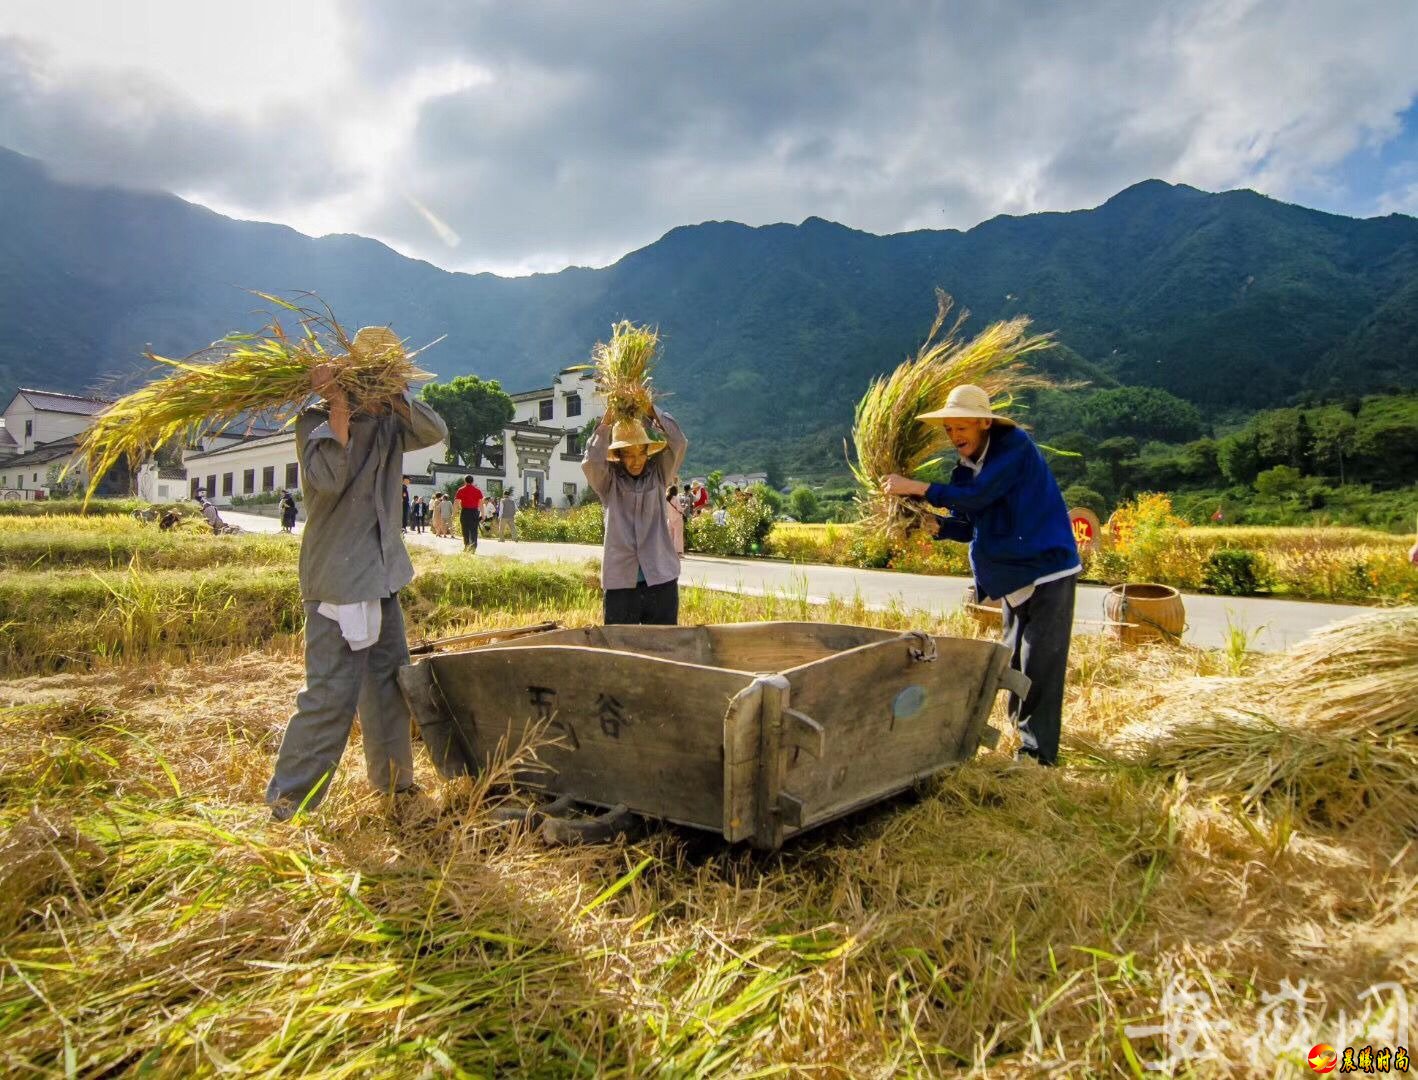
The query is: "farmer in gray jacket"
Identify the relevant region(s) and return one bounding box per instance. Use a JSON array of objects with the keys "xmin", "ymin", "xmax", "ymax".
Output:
[
  {"xmin": 266, "ymin": 327, "xmax": 448, "ymax": 820},
  {"xmin": 582, "ymin": 408, "xmax": 687, "ymax": 624}
]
